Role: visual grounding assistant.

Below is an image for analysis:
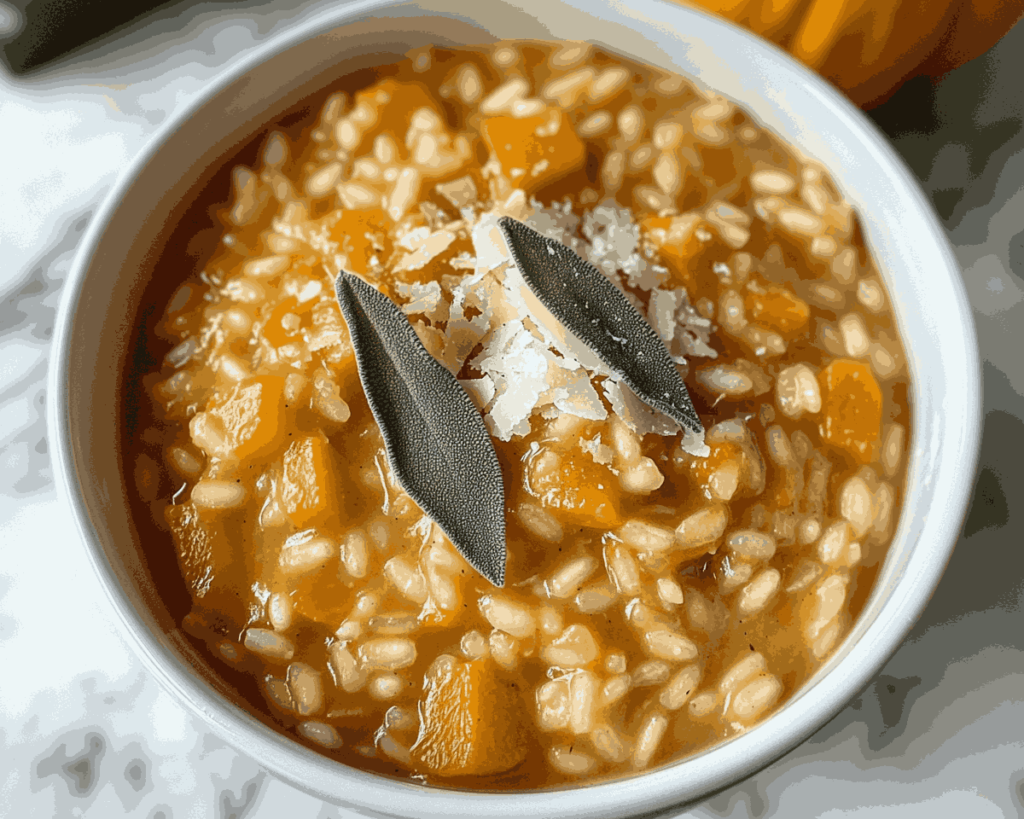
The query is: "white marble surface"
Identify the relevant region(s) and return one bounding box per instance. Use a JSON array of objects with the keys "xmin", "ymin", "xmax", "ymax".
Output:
[{"xmin": 1, "ymin": 4, "xmax": 1023, "ymax": 816}]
